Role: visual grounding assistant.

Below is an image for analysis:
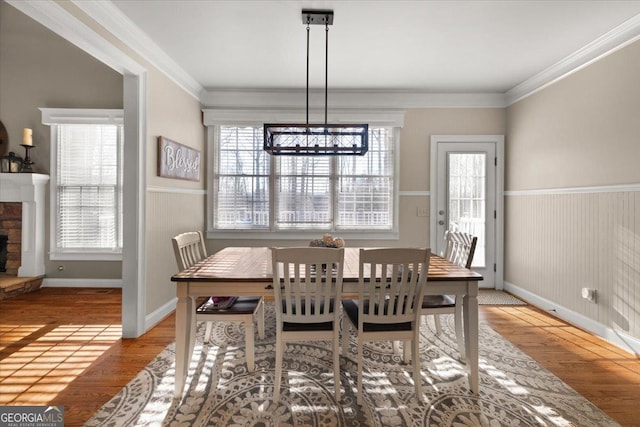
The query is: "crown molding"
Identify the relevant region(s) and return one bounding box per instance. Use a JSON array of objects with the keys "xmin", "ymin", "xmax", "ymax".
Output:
[
  {"xmin": 14, "ymin": 1, "xmax": 639, "ymax": 109},
  {"xmin": 202, "ymin": 106, "xmax": 406, "ymax": 127},
  {"xmin": 506, "ymin": 13, "xmax": 640, "ymax": 106},
  {"xmin": 6, "ymin": 0, "xmax": 145, "ymax": 75},
  {"xmin": 202, "ymin": 89, "xmax": 507, "ymax": 109},
  {"xmin": 71, "ymin": 0, "xmax": 204, "ymax": 101}
]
